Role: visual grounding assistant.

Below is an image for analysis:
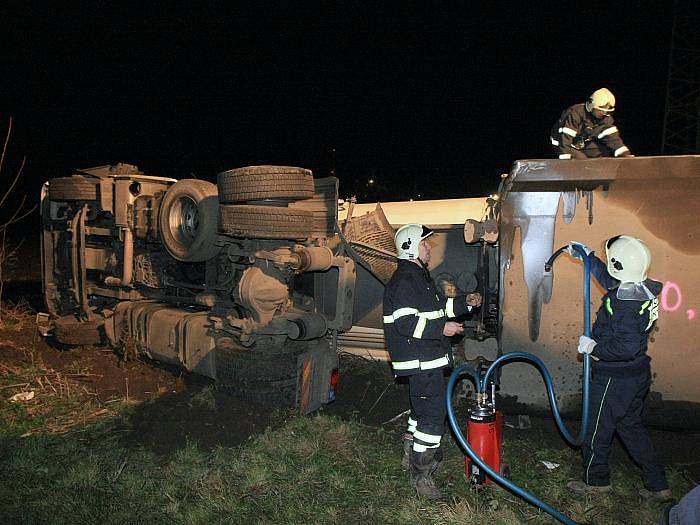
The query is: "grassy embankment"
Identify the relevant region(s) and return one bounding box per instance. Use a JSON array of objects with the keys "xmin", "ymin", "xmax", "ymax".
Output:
[{"xmin": 0, "ymin": 308, "xmax": 691, "ymax": 524}]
